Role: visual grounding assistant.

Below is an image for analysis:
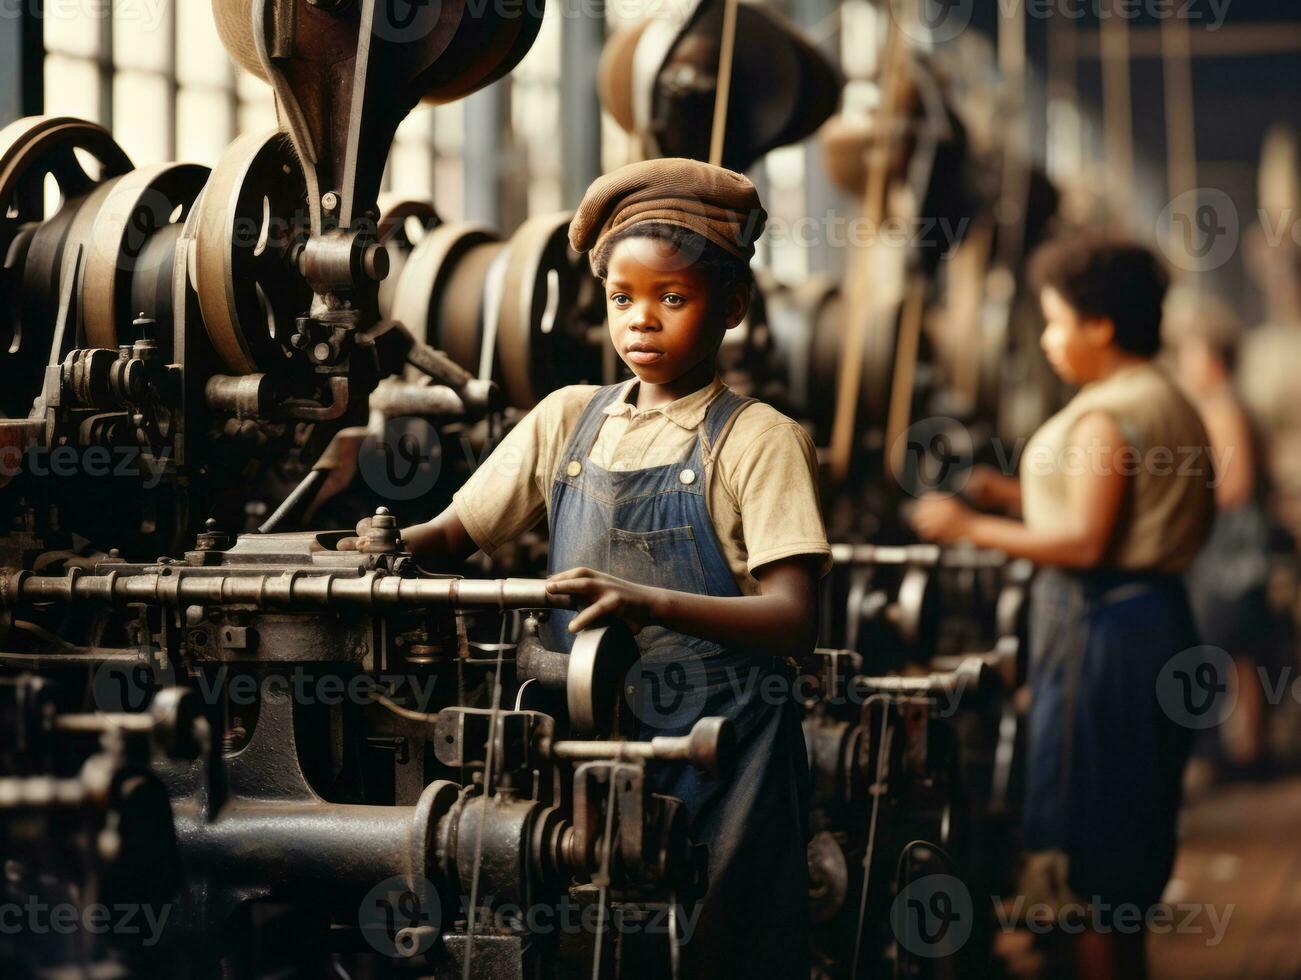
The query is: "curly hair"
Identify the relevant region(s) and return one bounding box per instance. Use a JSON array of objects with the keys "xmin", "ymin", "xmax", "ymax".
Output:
[
  {"xmin": 1029, "ymin": 236, "xmax": 1171, "ymax": 357},
  {"xmin": 591, "ymin": 222, "xmax": 754, "ymax": 300}
]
